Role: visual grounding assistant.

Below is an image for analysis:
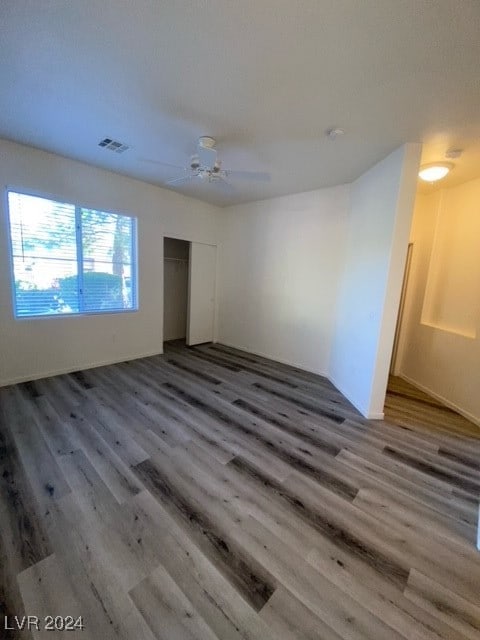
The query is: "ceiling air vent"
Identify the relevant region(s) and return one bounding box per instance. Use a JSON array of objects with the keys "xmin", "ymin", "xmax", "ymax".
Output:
[{"xmin": 98, "ymin": 138, "xmax": 129, "ymax": 153}]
